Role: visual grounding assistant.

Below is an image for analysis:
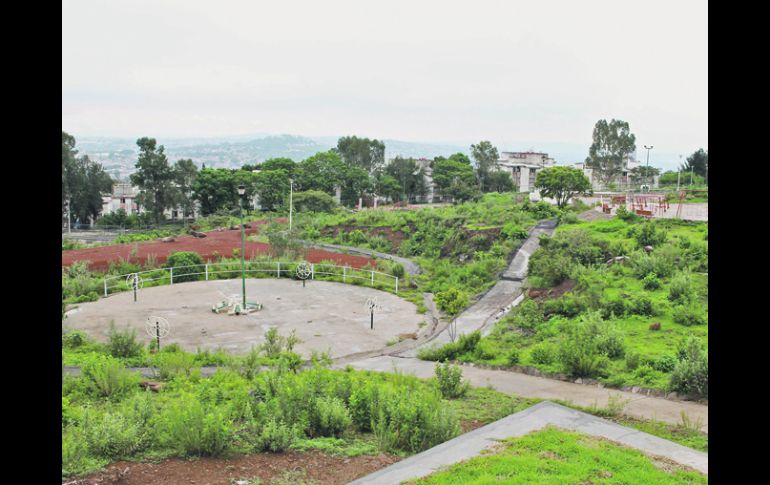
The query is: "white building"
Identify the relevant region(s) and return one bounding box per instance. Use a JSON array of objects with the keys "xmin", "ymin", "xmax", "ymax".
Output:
[
  {"xmin": 101, "ymin": 183, "xmax": 199, "ymax": 220},
  {"xmin": 573, "ymin": 154, "xmax": 659, "ymax": 191},
  {"xmin": 496, "ymin": 151, "xmax": 556, "ymax": 192}
]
